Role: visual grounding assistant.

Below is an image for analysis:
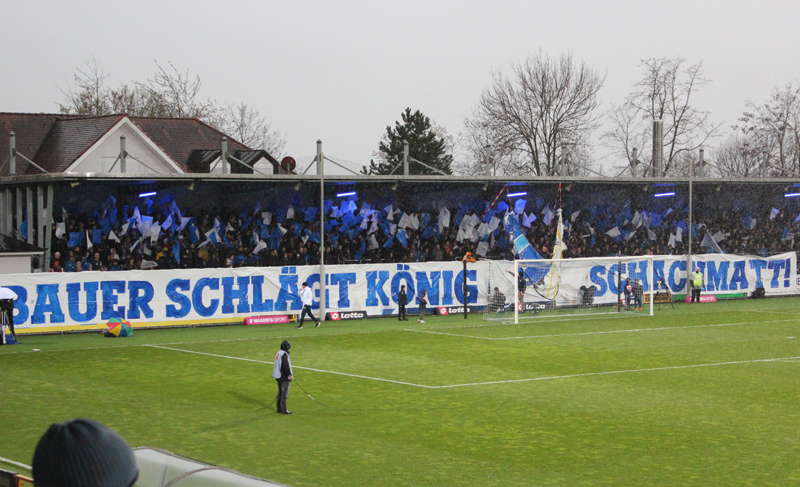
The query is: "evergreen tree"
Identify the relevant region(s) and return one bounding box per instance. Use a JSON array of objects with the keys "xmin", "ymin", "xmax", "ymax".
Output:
[{"xmin": 363, "ymin": 108, "xmax": 453, "ymax": 175}]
